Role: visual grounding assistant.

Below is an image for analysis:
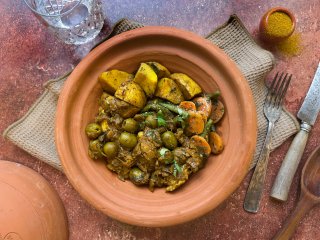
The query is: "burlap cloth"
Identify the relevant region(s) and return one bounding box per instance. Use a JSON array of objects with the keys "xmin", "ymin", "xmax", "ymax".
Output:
[{"xmin": 3, "ymin": 15, "xmax": 299, "ymax": 171}]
